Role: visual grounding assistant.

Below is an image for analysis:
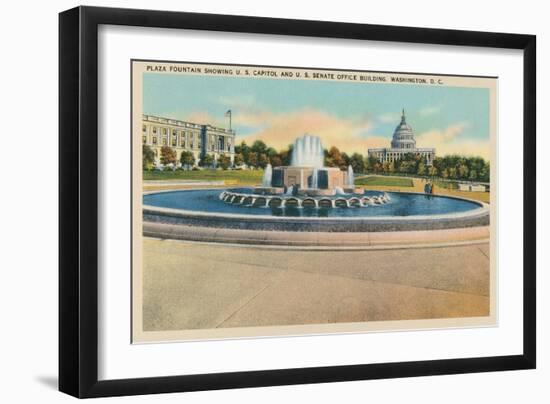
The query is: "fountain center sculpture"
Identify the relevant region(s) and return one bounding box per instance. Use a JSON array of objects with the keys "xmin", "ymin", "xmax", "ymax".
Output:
[
  {"xmin": 220, "ymin": 134, "xmax": 390, "ymax": 208},
  {"xmin": 259, "ymin": 134, "xmax": 360, "ymax": 196}
]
